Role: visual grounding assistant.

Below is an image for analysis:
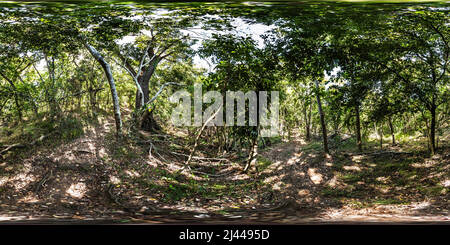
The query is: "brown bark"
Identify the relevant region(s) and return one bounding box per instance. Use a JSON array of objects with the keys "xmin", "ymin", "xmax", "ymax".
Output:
[
  {"xmin": 430, "ymin": 103, "xmax": 436, "ymax": 154},
  {"xmin": 315, "ymin": 80, "xmax": 328, "ymax": 154},
  {"xmin": 388, "ymin": 116, "xmax": 395, "ymax": 145},
  {"xmin": 379, "ymin": 124, "xmax": 383, "ymax": 150},
  {"xmin": 303, "ymin": 100, "xmax": 311, "ymax": 141},
  {"xmin": 355, "ymin": 105, "xmax": 362, "ymax": 152}
]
